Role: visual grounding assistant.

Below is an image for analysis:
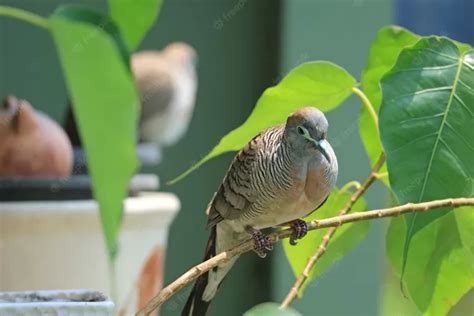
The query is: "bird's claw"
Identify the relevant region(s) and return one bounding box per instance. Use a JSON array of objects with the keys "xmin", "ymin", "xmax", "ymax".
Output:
[
  {"xmin": 289, "ymin": 219, "xmax": 308, "ymax": 246},
  {"xmin": 251, "ymin": 230, "xmax": 273, "ymax": 258}
]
